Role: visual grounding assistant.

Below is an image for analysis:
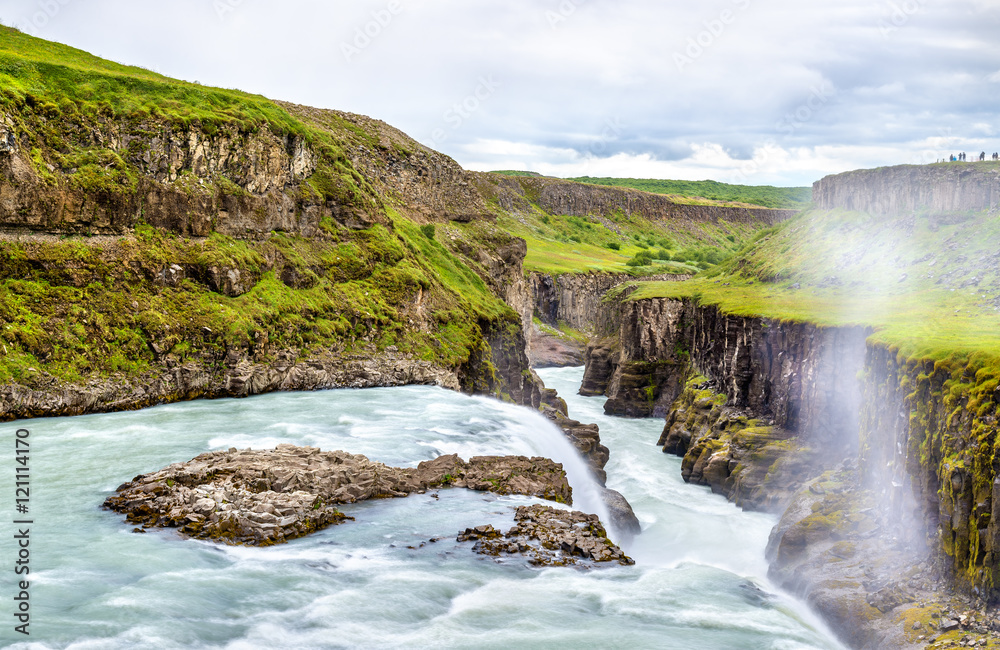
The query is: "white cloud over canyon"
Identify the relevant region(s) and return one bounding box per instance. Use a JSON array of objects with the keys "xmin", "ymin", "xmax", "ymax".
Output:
[{"xmin": 2, "ymin": 0, "xmax": 999, "ymax": 186}]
